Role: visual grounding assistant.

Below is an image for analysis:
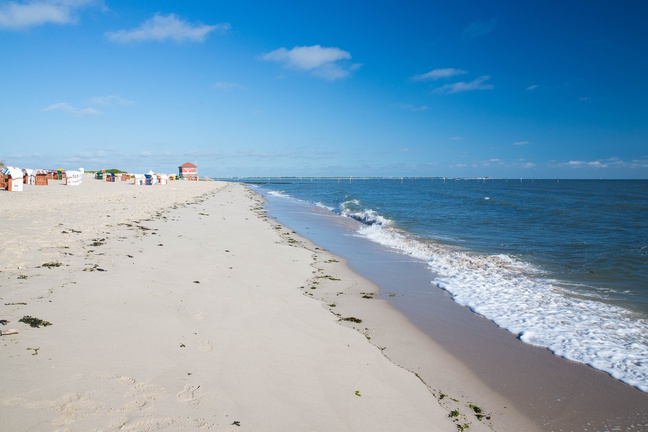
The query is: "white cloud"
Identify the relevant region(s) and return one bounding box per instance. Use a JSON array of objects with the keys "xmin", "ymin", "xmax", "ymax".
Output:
[
  {"xmin": 90, "ymin": 95, "xmax": 134, "ymax": 106},
  {"xmin": 526, "ymin": 84, "xmax": 539, "ymax": 91},
  {"xmin": 411, "ymin": 68, "xmax": 466, "ymax": 82},
  {"xmin": 630, "ymin": 159, "xmax": 648, "ymax": 168},
  {"xmin": 261, "ymin": 45, "xmax": 360, "ymax": 80},
  {"xmin": 43, "ymin": 95, "xmax": 132, "ymax": 116},
  {"xmin": 0, "ymin": 0, "xmax": 100, "ymax": 30},
  {"xmin": 44, "ymin": 102, "xmax": 101, "ymax": 116},
  {"xmin": 434, "ymin": 75, "xmax": 494, "ymax": 93},
  {"xmin": 553, "ymin": 157, "xmax": 648, "ymax": 171},
  {"xmin": 566, "ymin": 160, "xmax": 608, "ymax": 168},
  {"xmin": 513, "ymin": 141, "xmax": 529, "ymax": 146},
  {"xmin": 106, "ymin": 13, "xmax": 229, "ymax": 43}
]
